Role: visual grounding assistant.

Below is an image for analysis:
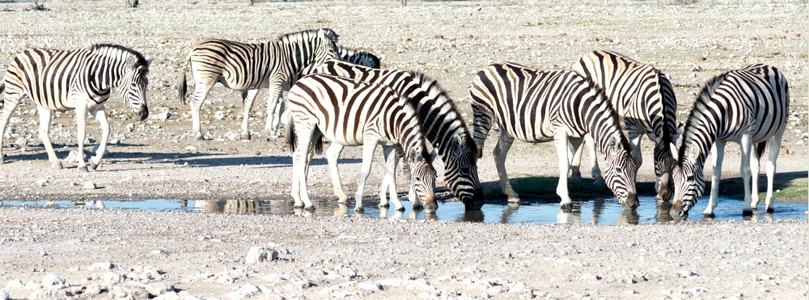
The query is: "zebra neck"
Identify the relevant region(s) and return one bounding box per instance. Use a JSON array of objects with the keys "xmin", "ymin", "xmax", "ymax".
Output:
[
  {"xmin": 90, "ymin": 60, "xmax": 126, "ymax": 91},
  {"xmin": 680, "ymin": 123, "xmax": 717, "ymax": 171}
]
